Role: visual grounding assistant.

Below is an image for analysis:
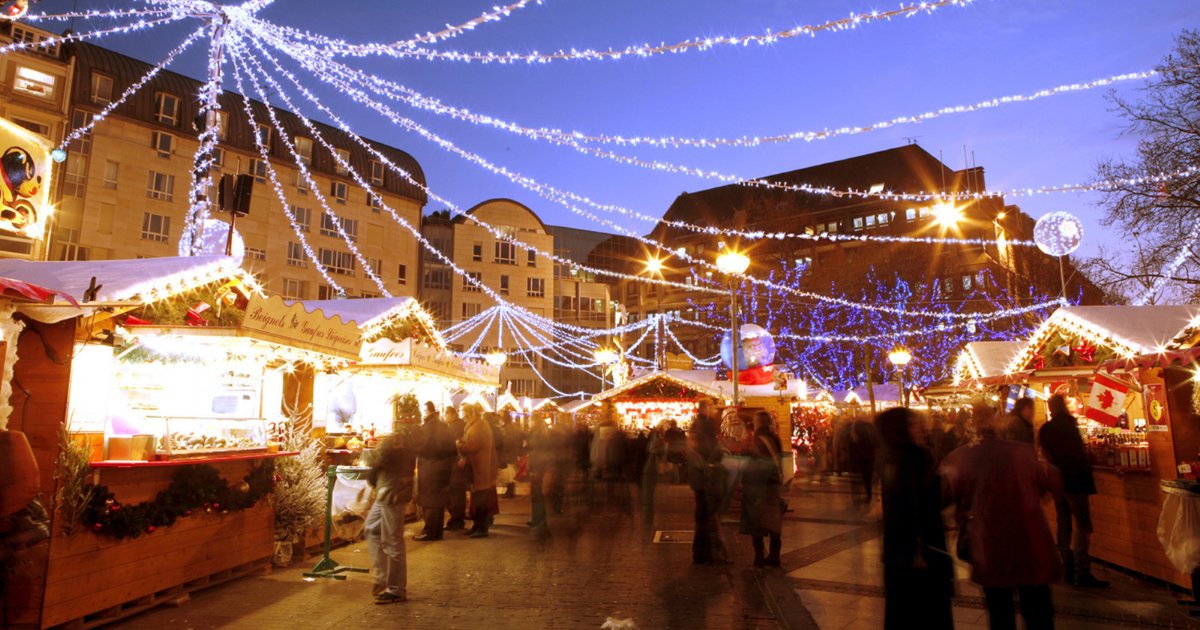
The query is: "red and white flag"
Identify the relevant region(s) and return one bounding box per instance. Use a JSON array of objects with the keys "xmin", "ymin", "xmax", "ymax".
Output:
[{"xmin": 1085, "ymin": 373, "xmax": 1132, "ymax": 427}]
